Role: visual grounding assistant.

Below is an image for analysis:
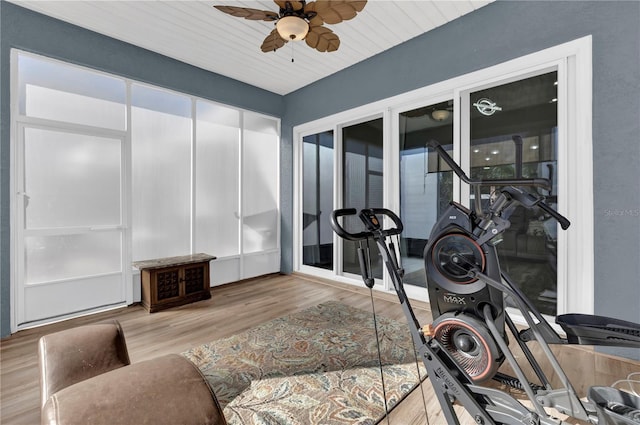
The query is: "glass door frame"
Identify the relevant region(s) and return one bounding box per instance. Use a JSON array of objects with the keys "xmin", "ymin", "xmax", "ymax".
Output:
[
  {"xmin": 9, "ymin": 49, "xmax": 133, "ymax": 332},
  {"xmin": 390, "ymin": 41, "xmax": 592, "ymax": 316},
  {"xmin": 295, "ymin": 112, "xmax": 388, "ymax": 286},
  {"xmin": 294, "ymin": 36, "xmax": 592, "ymax": 316},
  {"xmin": 11, "ymin": 119, "xmax": 132, "ymax": 332},
  {"xmin": 294, "ymin": 123, "xmax": 340, "ymax": 281},
  {"xmin": 458, "ymin": 67, "xmax": 563, "ymax": 318}
]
